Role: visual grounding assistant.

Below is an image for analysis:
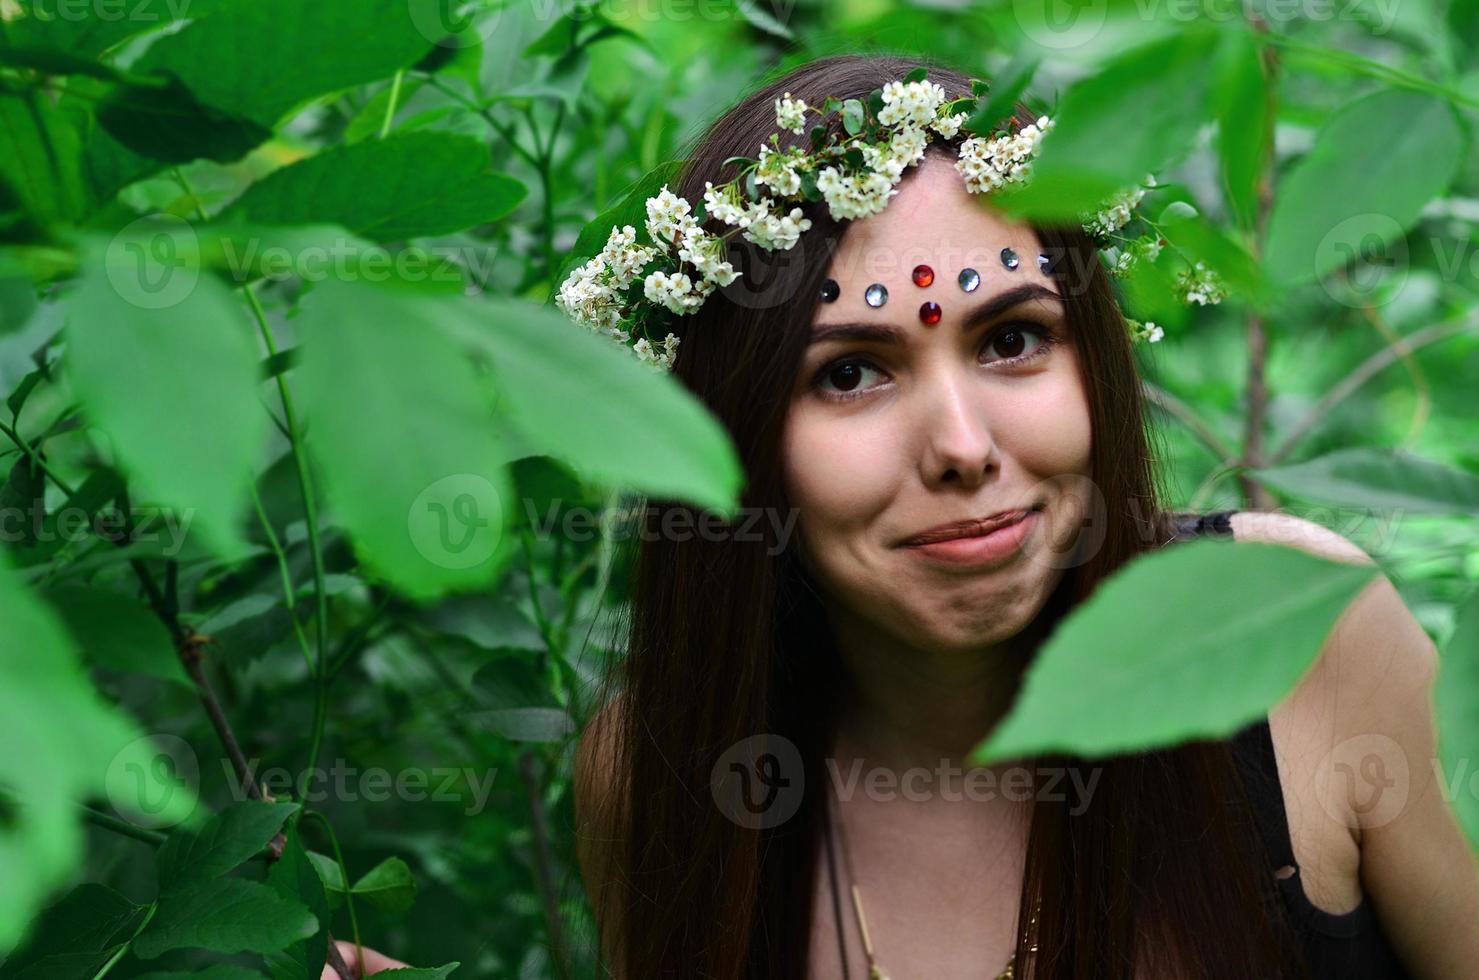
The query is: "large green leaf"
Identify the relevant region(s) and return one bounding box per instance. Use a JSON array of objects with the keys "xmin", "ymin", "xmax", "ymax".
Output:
[
  {"xmin": 221, "ymin": 132, "xmax": 526, "ymax": 241},
  {"xmin": 0, "ymin": 87, "xmax": 89, "ymax": 227},
  {"xmin": 295, "ymin": 276, "xmax": 519, "ymax": 600},
  {"xmin": 43, "ymin": 585, "xmax": 189, "ymax": 687},
  {"xmin": 444, "ymin": 296, "xmax": 744, "ymax": 519},
  {"xmin": 1437, "ymin": 588, "xmax": 1479, "ymax": 855},
  {"xmin": 95, "ymin": 75, "xmax": 273, "ymax": 166},
  {"xmin": 132, "ymin": 878, "xmax": 318, "ymax": 959},
  {"xmin": 994, "ymin": 24, "xmax": 1222, "ymax": 220},
  {"xmin": 1254, "ymin": 448, "xmax": 1479, "ymax": 516},
  {"xmin": 155, "ymin": 801, "xmax": 301, "ymax": 893},
  {"xmin": 132, "ymin": 0, "xmax": 438, "ymax": 126},
  {"xmin": 973, "ymin": 539, "xmax": 1378, "ymax": 762},
  {"xmin": 3, "ymin": 0, "xmax": 226, "ymax": 58},
  {"xmin": 263, "ymin": 816, "xmax": 330, "ymax": 980},
  {"xmin": 0, "ymin": 553, "xmax": 194, "ymax": 958},
  {"xmin": 1264, "ymin": 88, "xmax": 1464, "ymax": 285},
  {"xmin": 1210, "ymin": 24, "xmax": 1266, "ymax": 234},
  {"xmin": 132, "ymin": 968, "xmax": 268, "ymax": 980},
  {"xmin": 0, "ymin": 883, "xmax": 146, "ymax": 979},
  {"xmin": 63, "ymin": 229, "xmax": 267, "ymax": 559}
]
